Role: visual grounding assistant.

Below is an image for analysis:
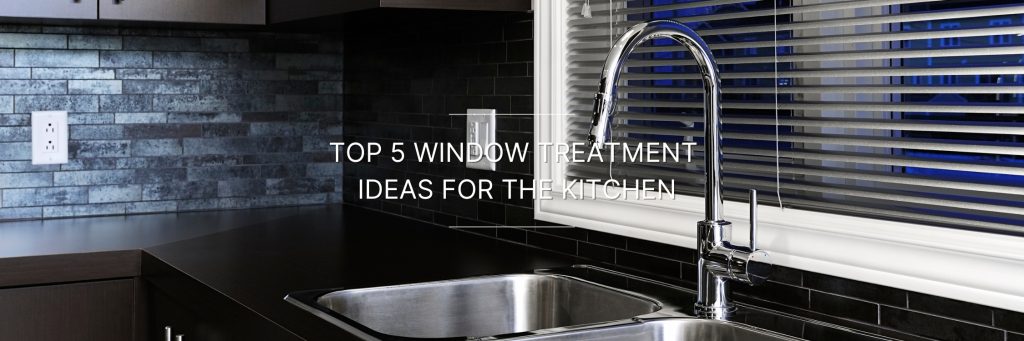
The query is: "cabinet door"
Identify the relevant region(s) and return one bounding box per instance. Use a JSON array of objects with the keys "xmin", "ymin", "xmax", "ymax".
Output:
[
  {"xmin": 99, "ymin": 0, "xmax": 265, "ymax": 25},
  {"xmin": 148, "ymin": 288, "xmax": 201, "ymax": 341},
  {"xmin": 0, "ymin": 279, "xmax": 135, "ymax": 341},
  {"xmin": 0, "ymin": 0, "xmax": 98, "ymax": 20}
]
